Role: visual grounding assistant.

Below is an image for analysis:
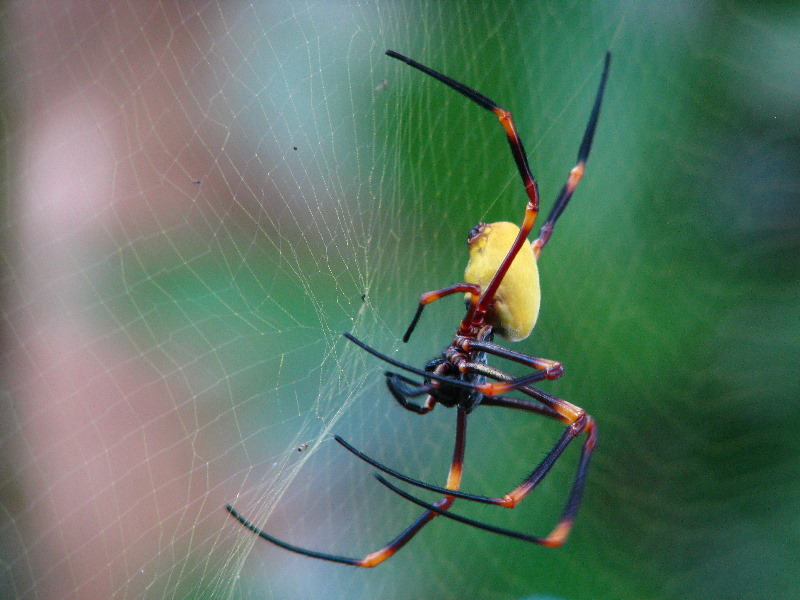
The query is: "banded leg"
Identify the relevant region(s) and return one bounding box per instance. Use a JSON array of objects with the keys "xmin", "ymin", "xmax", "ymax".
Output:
[
  {"xmin": 334, "ymin": 363, "xmax": 594, "ymax": 508},
  {"xmin": 533, "ymin": 52, "xmax": 611, "ymax": 258},
  {"xmin": 449, "ymin": 384, "xmax": 597, "ymax": 547},
  {"xmin": 338, "ymin": 359, "xmax": 596, "ymax": 547},
  {"xmin": 376, "ymin": 395, "xmax": 596, "ymax": 548},
  {"xmin": 386, "ymin": 50, "xmax": 611, "ymax": 309},
  {"xmin": 386, "ymin": 50, "xmax": 539, "ymax": 213},
  {"xmin": 403, "ymin": 283, "xmax": 481, "ymax": 342},
  {"xmin": 332, "ymin": 391, "xmax": 563, "ymax": 504},
  {"xmin": 466, "ymin": 366, "xmax": 597, "ymax": 528},
  {"xmin": 454, "ymin": 337, "xmax": 564, "ymax": 380},
  {"xmin": 336, "ymin": 391, "xmax": 580, "ymax": 508},
  {"xmin": 386, "ymin": 50, "xmax": 541, "ymax": 325},
  {"xmin": 344, "ymin": 332, "xmax": 552, "ymax": 396},
  {"xmin": 227, "ymin": 407, "xmax": 469, "ymax": 566}
]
